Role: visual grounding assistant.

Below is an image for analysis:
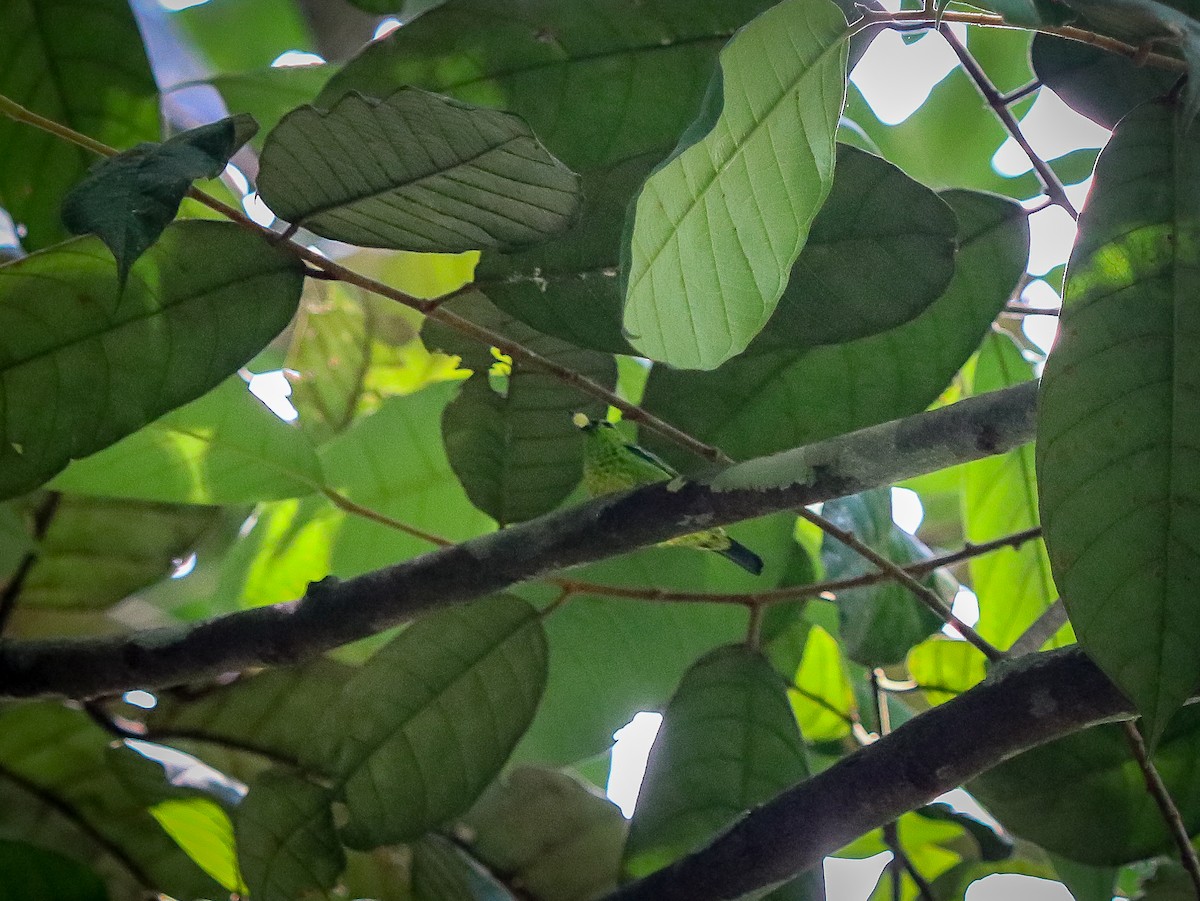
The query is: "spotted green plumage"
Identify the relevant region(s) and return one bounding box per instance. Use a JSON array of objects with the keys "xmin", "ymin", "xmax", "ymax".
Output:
[{"xmin": 574, "ymin": 416, "xmax": 763, "ymax": 575}]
